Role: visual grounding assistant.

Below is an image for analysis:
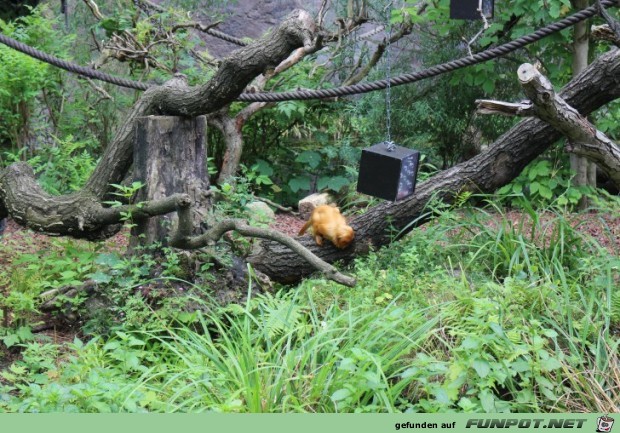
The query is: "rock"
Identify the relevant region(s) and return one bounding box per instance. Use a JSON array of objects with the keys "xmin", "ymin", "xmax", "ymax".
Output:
[
  {"xmin": 298, "ymin": 192, "xmax": 335, "ymax": 219},
  {"xmin": 245, "ymin": 201, "xmax": 276, "ymax": 223},
  {"xmin": 198, "ymin": 0, "xmax": 319, "ymax": 58}
]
